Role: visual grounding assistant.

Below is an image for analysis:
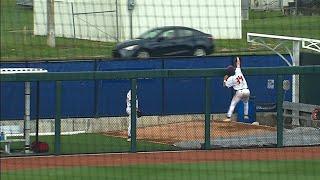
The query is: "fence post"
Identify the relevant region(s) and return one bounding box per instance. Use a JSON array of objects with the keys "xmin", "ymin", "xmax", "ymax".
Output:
[
  {"xmin": 276, "ymin": 75, "xmax": 284, "ymax": 148},
  {"xmin": 204, "ymin": 78, "xmax": 211, "ymax": 149},
  {"xmin": 55, "ymin": 81, "xmax": 62, "ymax": 155},
  {"xmin": 24, "ymin": 81, "xmax": 31, "ymax": 153},
  {"xmin": 130, "ymin": 79, "xmax": 137, "ymax": 153}
]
